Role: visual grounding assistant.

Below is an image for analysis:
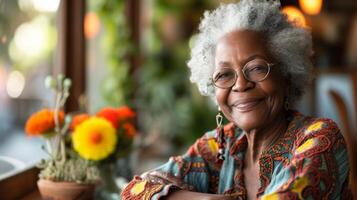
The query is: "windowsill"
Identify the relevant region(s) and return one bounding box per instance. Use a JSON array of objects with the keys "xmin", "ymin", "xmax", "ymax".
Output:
[{"xmin": 0, "ymin": 165, "xmax": 40, "ymax": 200}]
